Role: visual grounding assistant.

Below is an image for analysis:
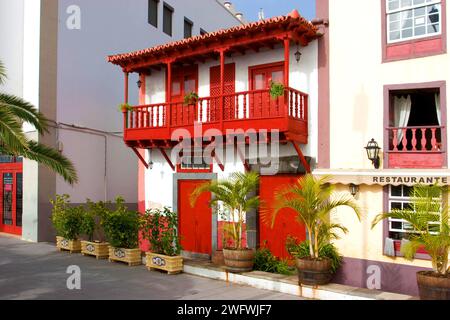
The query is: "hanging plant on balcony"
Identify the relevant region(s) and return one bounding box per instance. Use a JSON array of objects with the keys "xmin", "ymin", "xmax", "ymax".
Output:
[
  {"xmin": 183, "ymin": 92, "xmax": 199, "ymax": 106},
  {"xmin": 269, "ymin": 81, "xmax": 285, "ymax": 99},
  {"xmin": 118, "ymin": 103, "xmax": 133, "ymax": 112}
]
